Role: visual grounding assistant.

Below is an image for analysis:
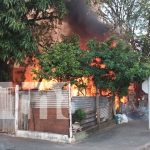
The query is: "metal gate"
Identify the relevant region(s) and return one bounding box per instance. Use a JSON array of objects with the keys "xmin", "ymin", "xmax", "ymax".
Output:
[{"xmin": 0, "ymin": 87, "xmax": 15, "ymax": 133}]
